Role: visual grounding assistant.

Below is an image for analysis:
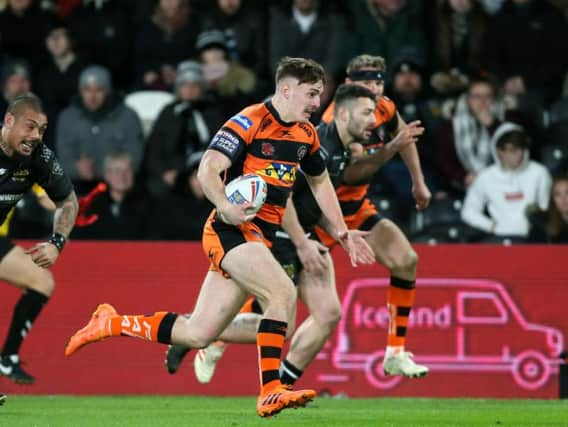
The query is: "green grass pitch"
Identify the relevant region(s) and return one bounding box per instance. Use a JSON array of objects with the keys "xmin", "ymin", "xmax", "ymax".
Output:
[{"xmin": 1, "ymin": 396, "xmax": 567, "ymax": 426}]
